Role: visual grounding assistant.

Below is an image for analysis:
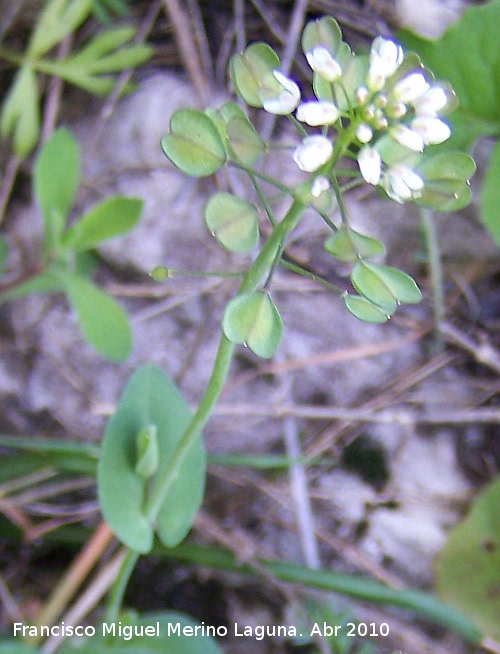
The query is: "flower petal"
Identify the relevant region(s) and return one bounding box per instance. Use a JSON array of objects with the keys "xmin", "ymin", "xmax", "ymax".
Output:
[
  {"xmin": 296, "ymin": 101, "xmax": 339, "ymax": 126},
  {"xmin": 306, "ymin": 46, "xmax": 342, "ymax": 82},
  {"xmin": 293, "ymin": 135, "xmax": 333, "ymax": 172},
  {"xmin": 411, "ymin": 116, "xmax": 451, "ymax": 144},
  {"xmin": 358, "ymin": 146, "xmax": 382, "ymax": 185}
]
